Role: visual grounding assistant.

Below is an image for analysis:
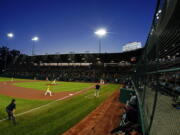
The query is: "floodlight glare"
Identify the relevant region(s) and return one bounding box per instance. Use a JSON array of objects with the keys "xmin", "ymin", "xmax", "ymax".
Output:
[
  {"xmin": 94, "ymin": 28, "xmax": 107, "ymax": 37},
  {"xmin": 158, "ymin": 10, "xmax": 162, "ymax": 13},
  {"xmin": 32, "ymin": 36, "xmax": 39, "ymax": 41},
  {"xmin": 7, "ymin": 33, "xmax": 14, "ymax": 38}
]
